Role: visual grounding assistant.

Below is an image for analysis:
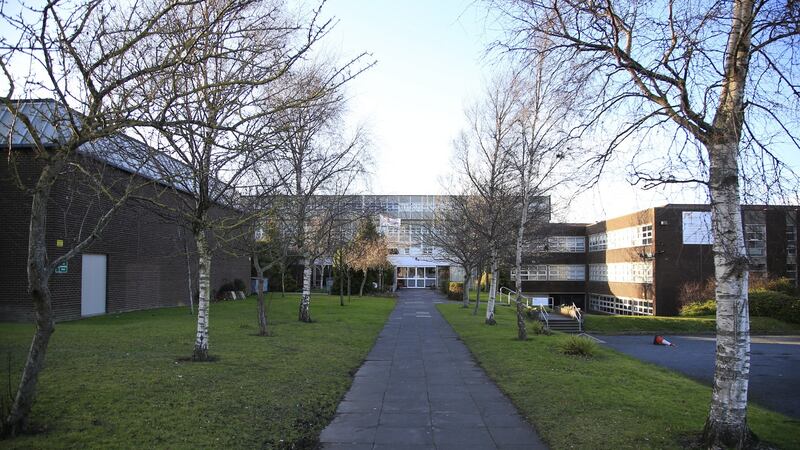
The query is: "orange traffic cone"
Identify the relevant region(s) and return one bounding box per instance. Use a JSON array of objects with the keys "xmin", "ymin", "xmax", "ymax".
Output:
[{"xmin": 653, "ymin": 335, "xmax": 675, "ymax": 346}]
